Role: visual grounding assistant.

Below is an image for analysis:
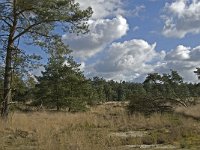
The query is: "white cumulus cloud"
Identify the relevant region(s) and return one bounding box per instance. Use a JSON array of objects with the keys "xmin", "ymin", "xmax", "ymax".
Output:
[
  {"xmin": 76, "ymin": 0, "xmax": 145, "ymax": 19},
  {"xmin": 83, "ymin": 40, "xmax": 200, "ymax": 83},
  {"xmin": 76, "ymin": 0, "xmax": 124, "ymax": 19},
  {"xmin": 165, "ymin": 45, "xmax": 191, "ymax": 60},
  {"xmin": 85, "ymin": 39, "xmax": 164, "ymax": 81},
  {"xmin": 158, "ymin": 44, "xmax": 200, "ymax": 82},
  {"xmin": 62, "ymin": 16, "xmax": 129, "ymax": 59},
  {"xmin": 163, "ymin": 0, "xmax": 200, "ymax": 38}
]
